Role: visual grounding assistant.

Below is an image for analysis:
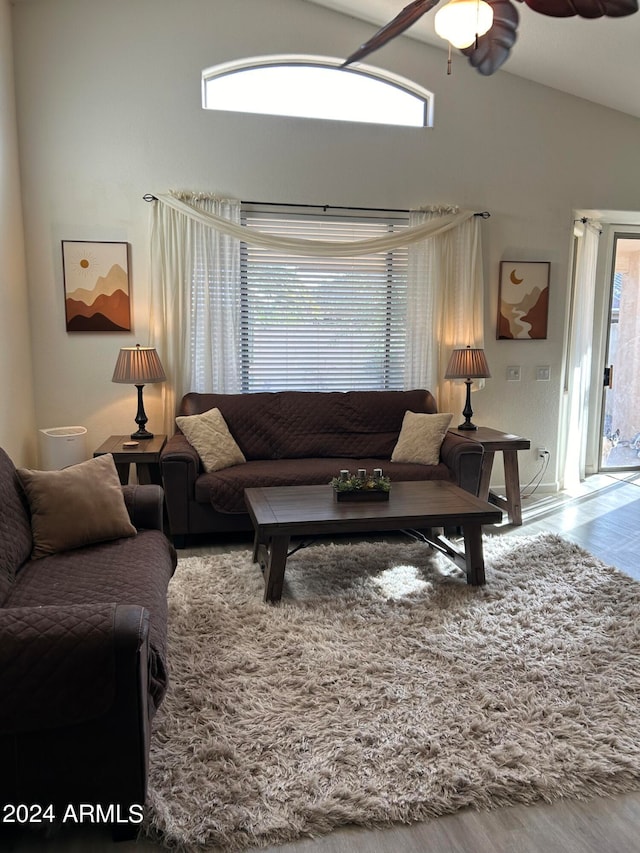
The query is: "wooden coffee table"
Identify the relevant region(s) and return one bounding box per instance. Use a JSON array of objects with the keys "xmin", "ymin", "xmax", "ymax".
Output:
[{"xmin": 245, "ymin": 481, "xmax": 502, "ymax": 603}]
